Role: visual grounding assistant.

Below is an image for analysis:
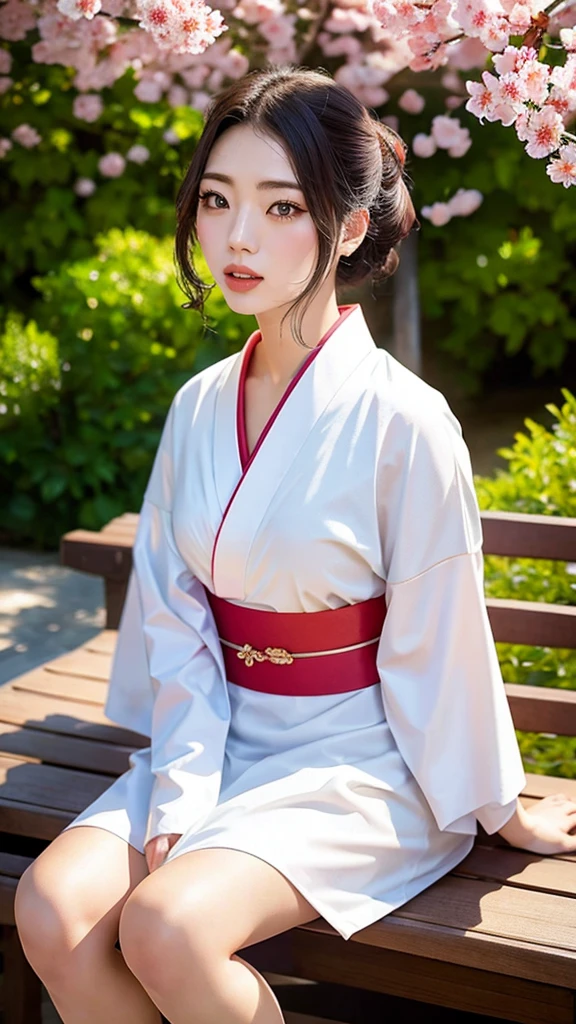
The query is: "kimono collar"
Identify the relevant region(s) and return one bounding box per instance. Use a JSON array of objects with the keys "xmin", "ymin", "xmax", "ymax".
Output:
[{"xmin": 211, "ymin": 302, "xmax": 378, "ymax": 598}]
